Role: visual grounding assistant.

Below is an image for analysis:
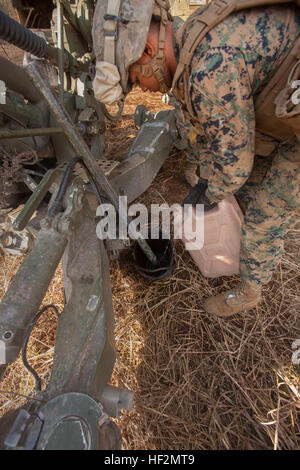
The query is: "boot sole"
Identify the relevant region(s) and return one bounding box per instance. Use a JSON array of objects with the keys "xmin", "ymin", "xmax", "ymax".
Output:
[{"xmin": 203, "ymin": 299, "xmax": 260, "ymax": 318}]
